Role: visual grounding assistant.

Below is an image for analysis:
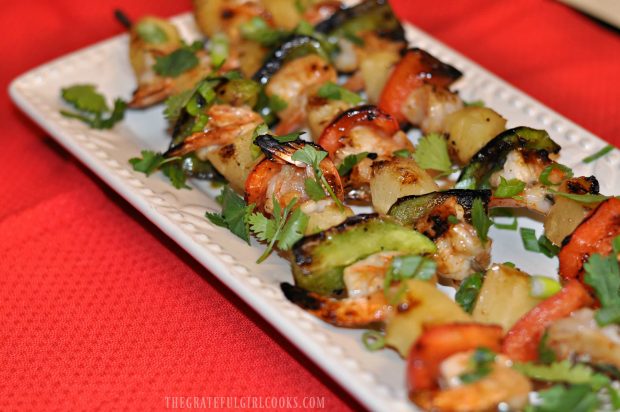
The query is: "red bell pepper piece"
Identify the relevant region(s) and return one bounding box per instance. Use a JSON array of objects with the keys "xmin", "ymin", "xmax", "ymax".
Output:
[
  {"xmin": 407, "ymin": 323, "xmax": 503, "ymax": 392},
  {"xmin": 502, "ymin": 280, "xmax": 593, "ymax": 362},
  {"xmin": 317, "ymin": 105, "xmax": 400, "ymax": 158},
  {"xmin": 559, "ymin": 197, "xmax": 620, "ymax": 280},
  {"xmin": 378, "ymin": 48, "xmax": 462, "ymax": 124}
]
